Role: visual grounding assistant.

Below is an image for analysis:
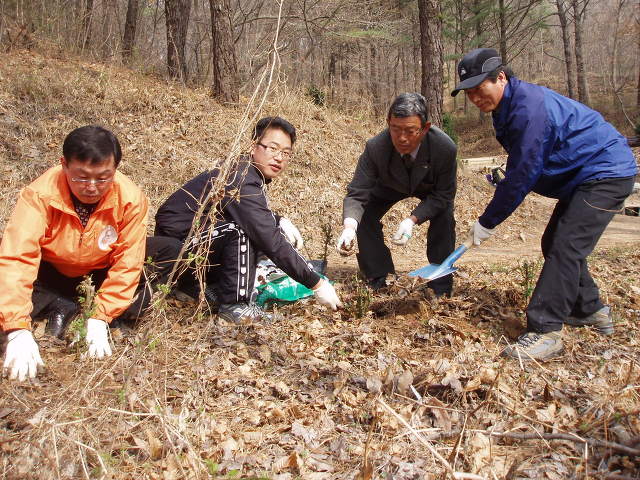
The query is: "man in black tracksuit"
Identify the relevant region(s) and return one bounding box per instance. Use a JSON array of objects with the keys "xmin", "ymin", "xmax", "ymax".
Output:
[{"xmin": 155, "ymin": 117, "xmax": 342, "ymax": 323}]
